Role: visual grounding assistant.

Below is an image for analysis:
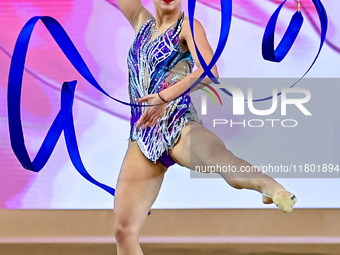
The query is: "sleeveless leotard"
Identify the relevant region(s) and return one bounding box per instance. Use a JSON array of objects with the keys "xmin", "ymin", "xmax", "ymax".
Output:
[{"xmin": 127, "ymin": 12, "xmax": 203, "ymax": 167}]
